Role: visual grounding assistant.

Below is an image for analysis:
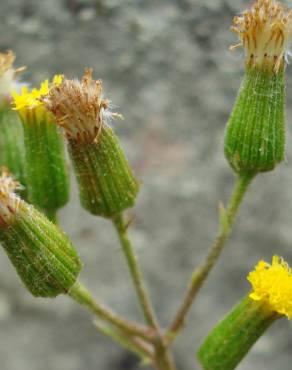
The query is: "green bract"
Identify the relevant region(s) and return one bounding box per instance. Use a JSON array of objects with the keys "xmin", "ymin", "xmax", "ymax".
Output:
[
  {"xmin": 224, "ymin": 66, "xmax": 285, "ymax": 175},
  {"xmin": 197, "ymin": 297, "xmax": 277, "ymax": 370},
  {"xmin": 42, "ymin": 70, "xmax": 139, "ymax": 218},
  {"xmin": 12, "ymin": 76, "xmax": 70, "ymax": 222},
  {"xmin": 0, "ymin": 105, "xmax": 27, "ymax": 196},
  {"xmin": 68, "ymin": 126, "xmax": 139, "ymax": 218},
  {"xmin": 0, "ymin": 172, "xmax": 81, "ymax": 297},
  {"xmin": 21, "ymin": 109, "xmax": 69, "ymax": 221}
]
